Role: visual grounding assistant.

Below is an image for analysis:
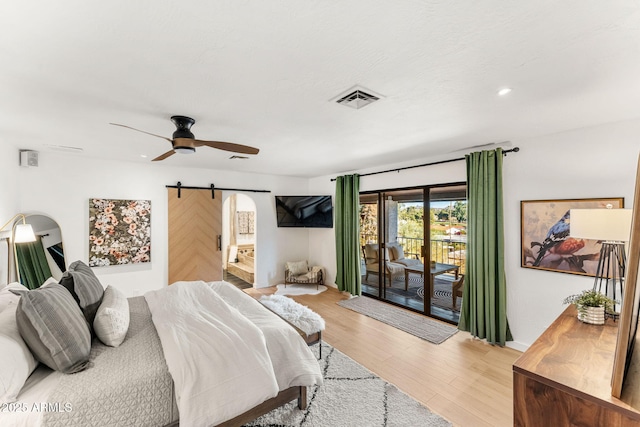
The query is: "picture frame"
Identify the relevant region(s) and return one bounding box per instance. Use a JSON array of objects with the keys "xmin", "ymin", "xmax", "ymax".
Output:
[
  {"xmin": 521, "ymin": 197, "xmax": 624, "ymax": 276},
  {"xmin": 88, "ymin": 198, "xmax": 151, "ymax": 267}
]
